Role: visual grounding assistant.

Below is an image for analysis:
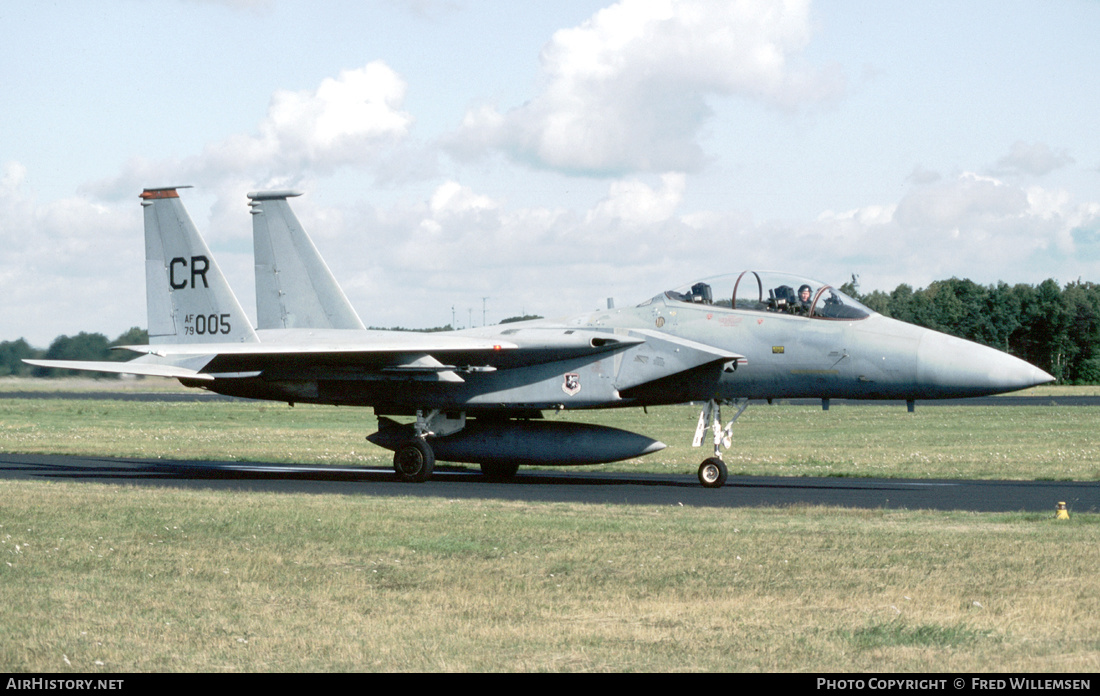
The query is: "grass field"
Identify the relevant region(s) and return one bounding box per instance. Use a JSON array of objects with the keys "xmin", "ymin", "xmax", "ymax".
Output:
[
  {"xmin": 3, "ymin": 481, "xmax": 1099, "ymax": 672},
  {"xmin": 2, "ymin": 379, "xmax": 1099, "ymax": 671},
  {"xmin": 1, "ymin": 382, "xmax": 1097, "ymax": 481}
]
